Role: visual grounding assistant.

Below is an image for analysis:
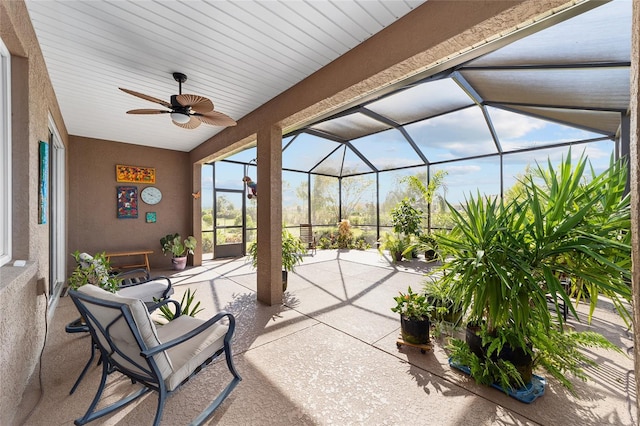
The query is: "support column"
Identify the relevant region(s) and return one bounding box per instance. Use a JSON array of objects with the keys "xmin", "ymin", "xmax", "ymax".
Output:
[
  {"xmin": 192, "ymin": 163, "xmax": 202, "ymax": 267},
  {"xmin": 630, "ymin": 0, "xmax": 640, "ymax": 414},
  {"xmin": 256, "ymin": 124, "xmax": 282, "ymax": 305}
]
